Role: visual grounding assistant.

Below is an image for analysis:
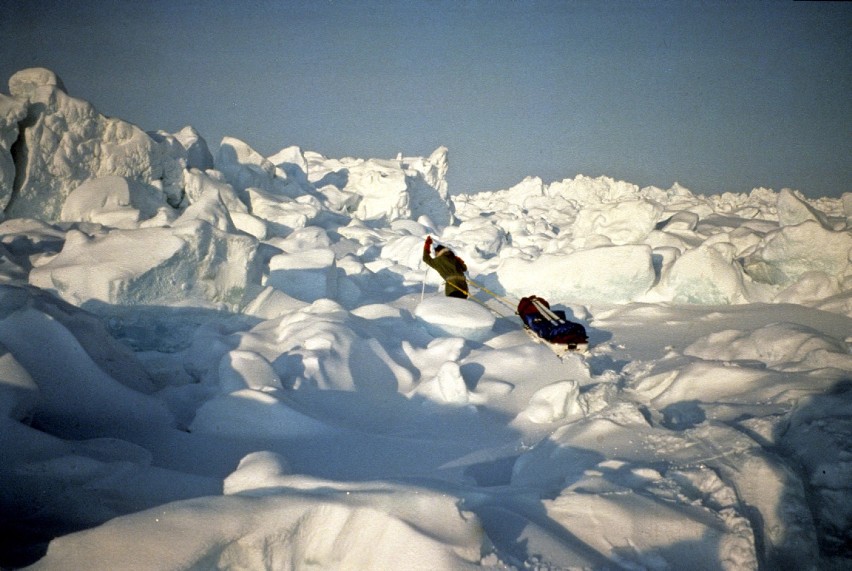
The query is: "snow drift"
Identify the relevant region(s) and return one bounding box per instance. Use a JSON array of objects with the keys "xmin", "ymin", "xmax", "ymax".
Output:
[{"xmin": 1, "ymin": 68, "xmax": 850, "ymax": 570}]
